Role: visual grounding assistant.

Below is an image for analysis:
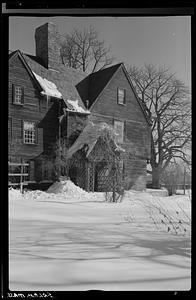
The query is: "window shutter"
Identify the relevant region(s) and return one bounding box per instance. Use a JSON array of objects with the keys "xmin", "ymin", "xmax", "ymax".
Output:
[
  {"xmin": 124, "ymin": 89, "xmax": 126, "ymax": 104},
  {"xmin": 35, "ymin": 122, "xmax": 38, "ymax": 144},
  {"xmin": 21, "ymin": 119, "xmax": 24, "ymax": 141},
  {"xmin": 21, "ymin": 87, "xmax": 24, "ymax": 104},
  {"xmin": 124, "ymin": 121, "xmax": 126, "ymax": 142},
  {"xmin": 12, "ymin": 84, "xmax": 15, "ymax": 104}
]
